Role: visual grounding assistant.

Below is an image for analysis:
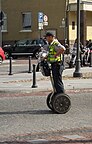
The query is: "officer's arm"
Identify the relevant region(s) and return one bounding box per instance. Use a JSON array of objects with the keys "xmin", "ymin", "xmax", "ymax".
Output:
[{"xmin": 54, "ymin": 45, "xmax": 66, "ymax": 58}]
